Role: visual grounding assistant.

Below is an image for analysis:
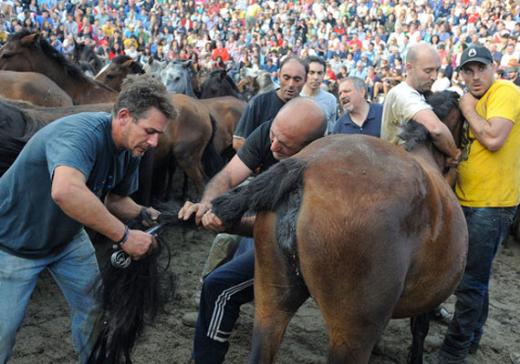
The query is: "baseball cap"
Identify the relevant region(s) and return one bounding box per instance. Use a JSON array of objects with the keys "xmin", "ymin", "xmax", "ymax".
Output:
[{"xmin": 457, "ymin": 46, "xmax": 493, "ymax": 71}]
